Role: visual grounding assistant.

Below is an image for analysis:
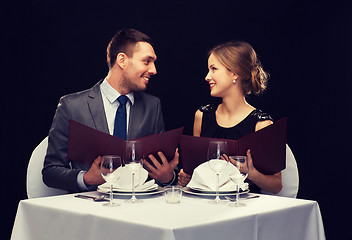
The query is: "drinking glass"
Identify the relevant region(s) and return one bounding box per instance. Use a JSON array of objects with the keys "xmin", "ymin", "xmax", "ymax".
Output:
[
  {"xmin": 229, "ymin": 156, "xmax": 249, "ymax": 207},
  {"xmin": 124, "ymin": 141, "xmax": 144, "ymax": 203},
  {"xmin": 164, "ymin": 185, "xmax": 183, "ymax": 204},
  {"xmin": 207, "ymin": 141, "xmax": 229, "ymax": 204},
  {"xmin": 100, "ymin": 155, "xmax": 122, "ymax": 207}
]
